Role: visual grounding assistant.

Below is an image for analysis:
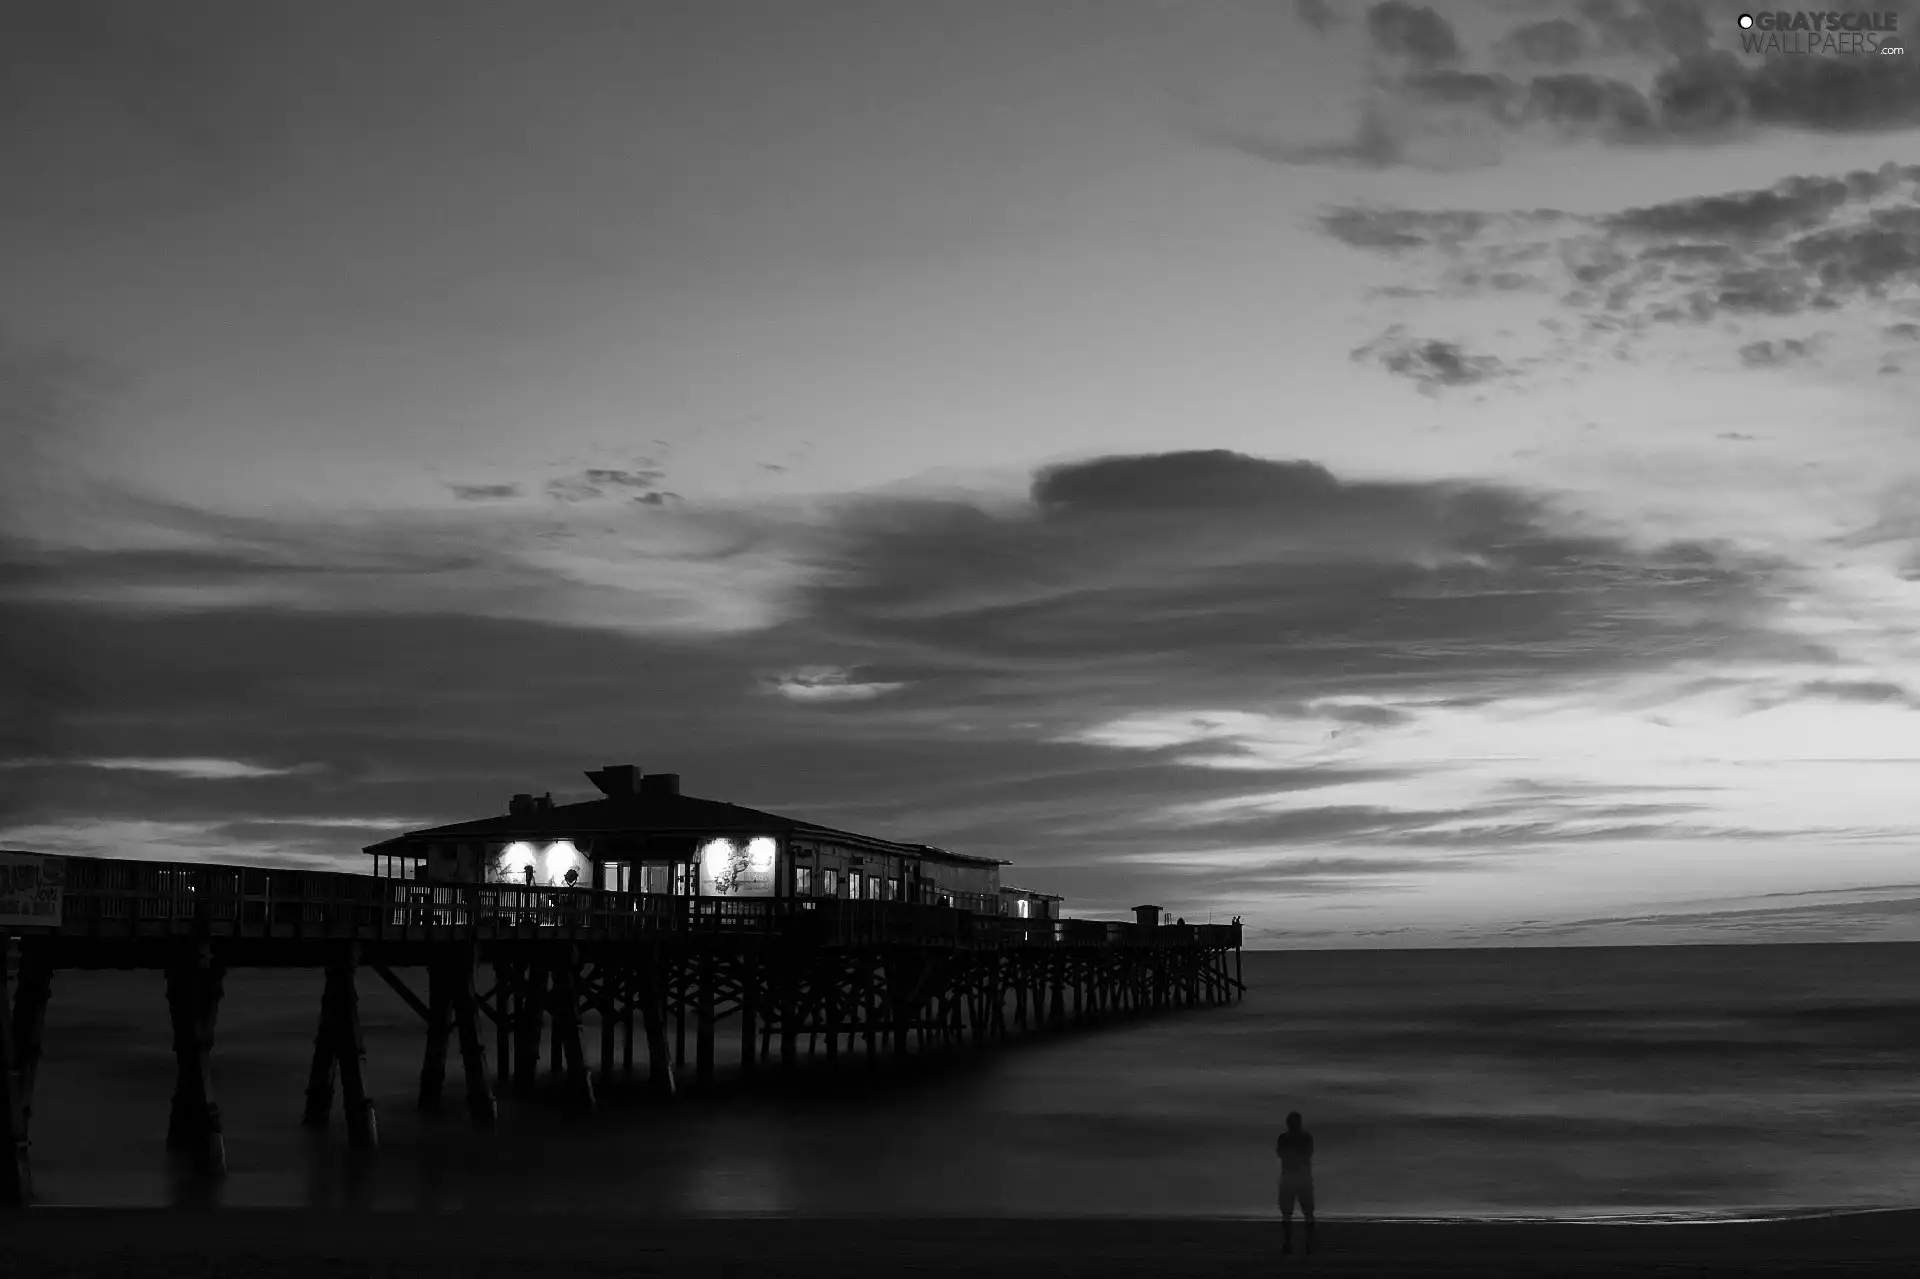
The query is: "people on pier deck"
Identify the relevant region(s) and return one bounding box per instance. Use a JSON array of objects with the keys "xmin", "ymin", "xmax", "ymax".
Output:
[{"xmin": 1275, "ymin": 1110, "xmax": 1316, "ymax": 1256}]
